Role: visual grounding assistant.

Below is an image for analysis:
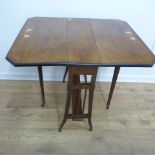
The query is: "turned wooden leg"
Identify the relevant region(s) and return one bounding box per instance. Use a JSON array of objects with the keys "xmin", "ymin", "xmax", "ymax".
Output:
[
  {"xmin": 107, "ymin": 66, "xmax": 120, "ymax": 109},
  {"xmin": 38, "ymin": 66, "xmax": 45, "ymax": 107}
]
